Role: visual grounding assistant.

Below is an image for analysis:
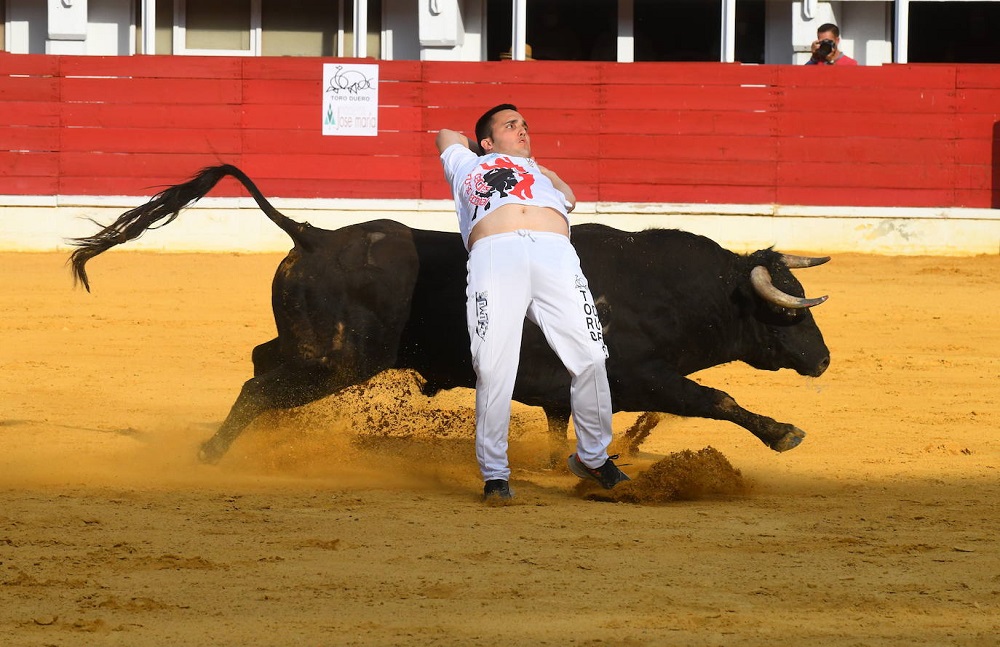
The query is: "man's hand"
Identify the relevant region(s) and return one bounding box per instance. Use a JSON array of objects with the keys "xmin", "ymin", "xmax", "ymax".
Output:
[{"xmin": 538, "ymin": 164, "xmax": 577, "ymax": 212}]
